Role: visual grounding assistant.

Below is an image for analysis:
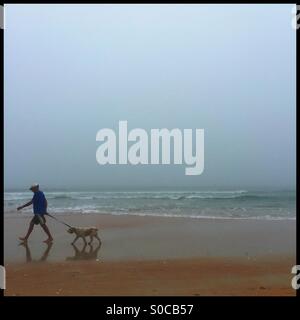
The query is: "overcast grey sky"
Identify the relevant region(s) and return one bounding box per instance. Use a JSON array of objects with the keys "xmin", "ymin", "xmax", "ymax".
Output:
[{"xmin": 4, "ymin": 4, "xmax": 296, "ymax": 190}]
